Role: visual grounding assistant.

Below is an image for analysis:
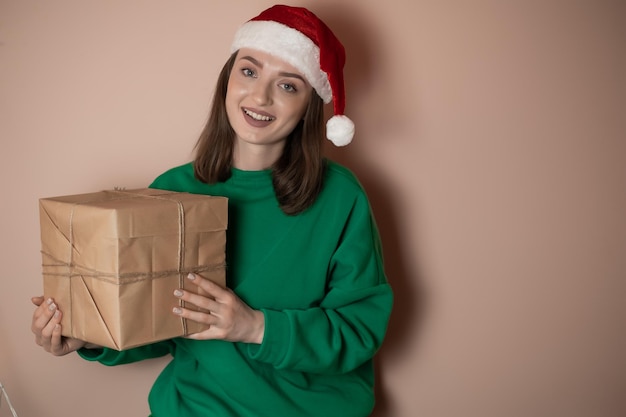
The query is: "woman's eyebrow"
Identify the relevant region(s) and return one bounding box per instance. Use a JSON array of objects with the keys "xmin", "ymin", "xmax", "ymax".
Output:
[
  {"xmin": 240, "ymin": 55, "xmax": 262, "ymax": 66},
  {"xmin": 239, "ymin": 55, "xmax": 306, "ymax": 83},
  {"xmin": 278, "ymin": 71, "xmax": 306, "ymax": 83}
]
